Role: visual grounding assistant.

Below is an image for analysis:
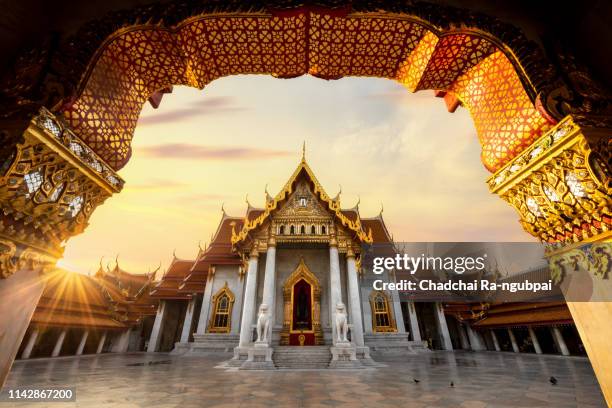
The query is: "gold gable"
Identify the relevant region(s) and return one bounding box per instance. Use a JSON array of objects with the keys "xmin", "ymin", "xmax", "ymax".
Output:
[{"xmin": 231, "ymin": 156, "xmax": 373, "ymax": 245}]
